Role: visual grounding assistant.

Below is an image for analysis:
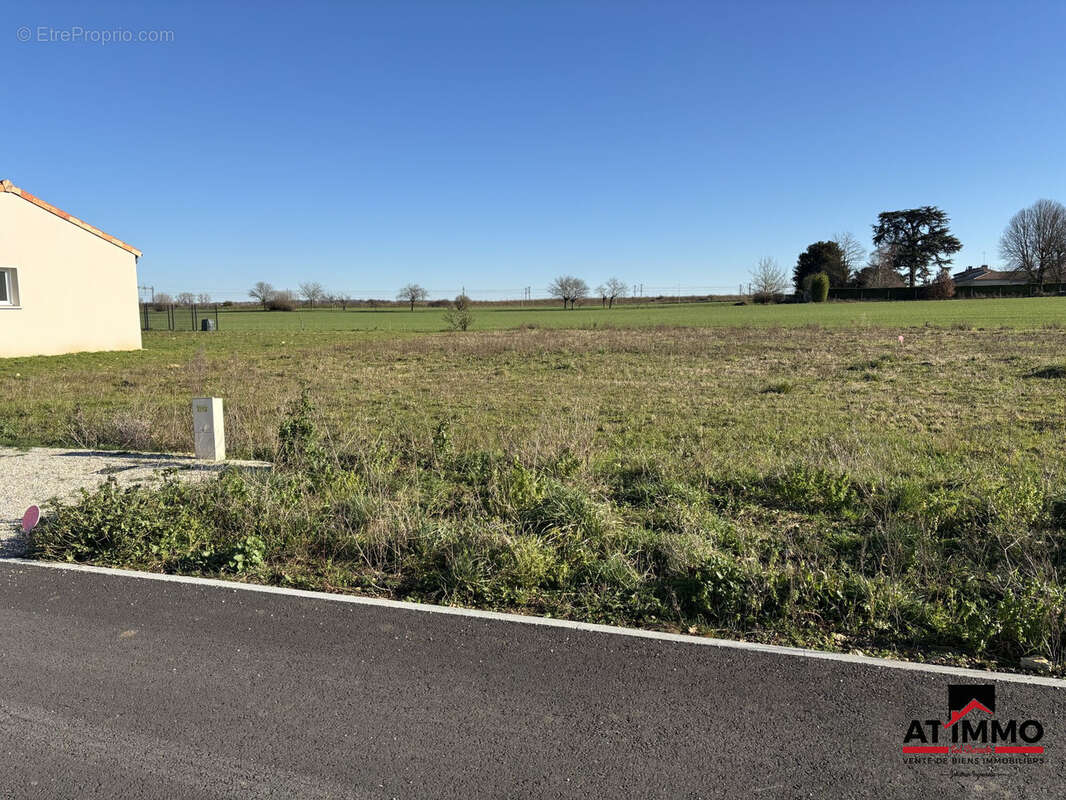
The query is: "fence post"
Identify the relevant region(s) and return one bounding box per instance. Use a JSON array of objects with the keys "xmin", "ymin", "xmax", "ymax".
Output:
[{"xmin": 214, "ymin": 304, "xmax": 219, "ymax": 331}]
